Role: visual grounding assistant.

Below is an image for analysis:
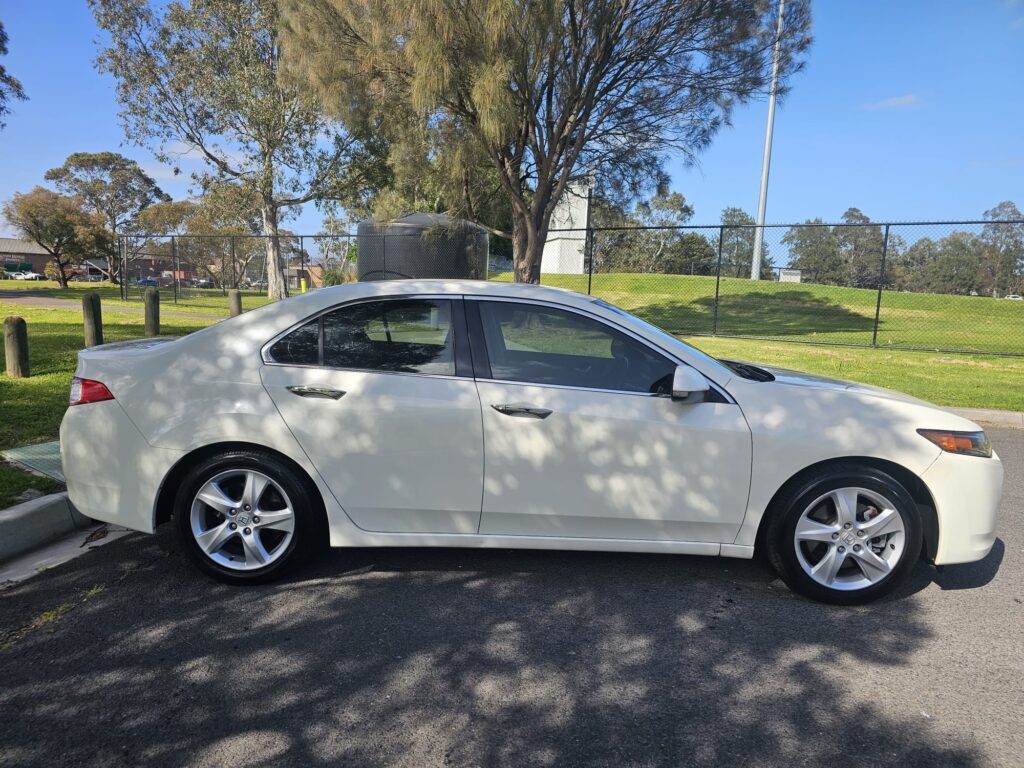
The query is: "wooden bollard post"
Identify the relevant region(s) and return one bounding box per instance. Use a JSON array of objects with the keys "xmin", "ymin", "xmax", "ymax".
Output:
[
  {"xmin": 144, "ymin": 287, "xmax": 160, "ymax": 336},
  {"xmin": 228, "ymin": 288, "xmax": 242, "ymax": 317},
  {"xmin": 4, "ymin": 316, "xmax": 29, "ymax": 378},
  {"xmin": 83, "ymin": 292, "xmax": 103, "ymax": 348}
]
